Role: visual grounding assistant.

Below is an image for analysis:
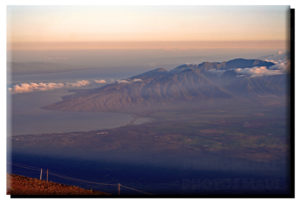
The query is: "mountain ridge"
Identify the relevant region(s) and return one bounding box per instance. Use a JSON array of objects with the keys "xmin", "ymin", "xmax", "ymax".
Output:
[{"xmin": 44, "ymin": 58, "xmax": 288, "ymax": 112}]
